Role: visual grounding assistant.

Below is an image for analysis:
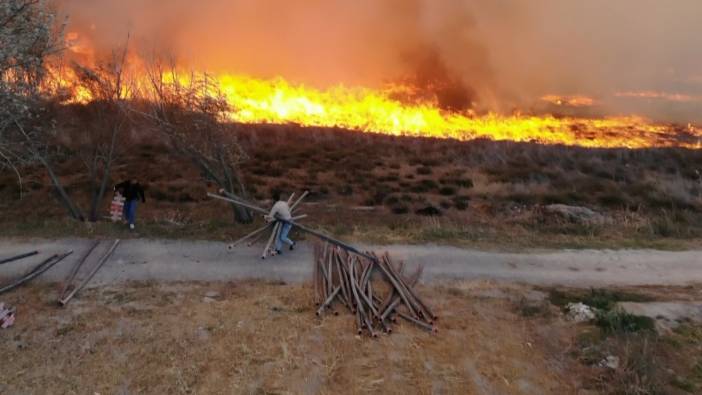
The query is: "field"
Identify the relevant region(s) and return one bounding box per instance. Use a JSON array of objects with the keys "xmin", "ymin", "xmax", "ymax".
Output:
[
  {"xmin": 1, "ymin": 116, "xmax": 702, "ymax": 249},
  {"xmin": 2, "ymin": 280, "xmax": 701, "ymax": 394}
]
